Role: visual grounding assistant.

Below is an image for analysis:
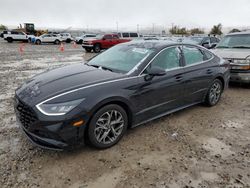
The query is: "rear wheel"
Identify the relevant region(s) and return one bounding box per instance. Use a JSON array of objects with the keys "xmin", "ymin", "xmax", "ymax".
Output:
[
  {"xmin": 93, "ymin": 44, "xmax": 101, "ymax": 53},
  {"xmin": 7, "ymin": 37, "xmax": 13, "ymax": 43},
  {"xmin": 54, "ymin": 40, "xmax": 60, "ymax": 45},
  {"xmin": 66, "ymin": 38, "xmax": 71, "ymax": 43},
  {"xmin": 78, "ymin": 39, "xmax": 83, "ymax": 44},
  {"xmin": 88, "ymin": 104, "xmax": 128, "ymax": 149},
  {"xmin": 205, "ymin": 79, "xmax": 223, "ymax": 106}
]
